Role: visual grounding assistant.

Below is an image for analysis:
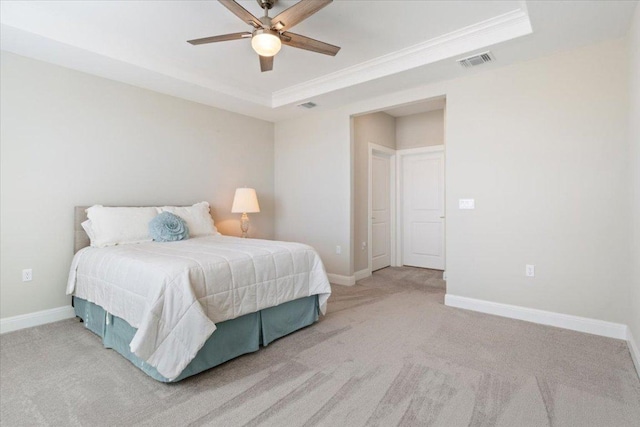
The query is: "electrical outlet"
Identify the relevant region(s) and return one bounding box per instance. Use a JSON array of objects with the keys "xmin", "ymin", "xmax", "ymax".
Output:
[
  {"xmin": 361, "ymin": 241, "xmax": 367, "ymax": 250},
  {"xmin": 459, "ymin": 199, "xmax": 475, "ymax": 209},
  {"xmin": 336, "ymin": 245, "xmax": 342, "ymax": 255},
  {"xmin": 525, "ymin": 265, "xmax": 535, "ymax": 277},
  {"xmin": 22, "ymin": 269, "xmax": 32, "ymax": 282}
]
